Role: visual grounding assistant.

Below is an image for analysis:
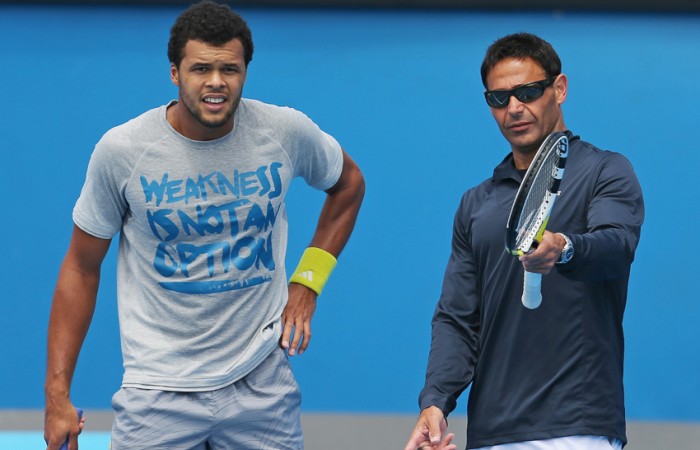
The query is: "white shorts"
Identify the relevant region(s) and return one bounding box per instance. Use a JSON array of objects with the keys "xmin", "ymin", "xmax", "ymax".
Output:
[{"xmin": 474, "ymin": 435, "xmax": 623, "ymax": 450}]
